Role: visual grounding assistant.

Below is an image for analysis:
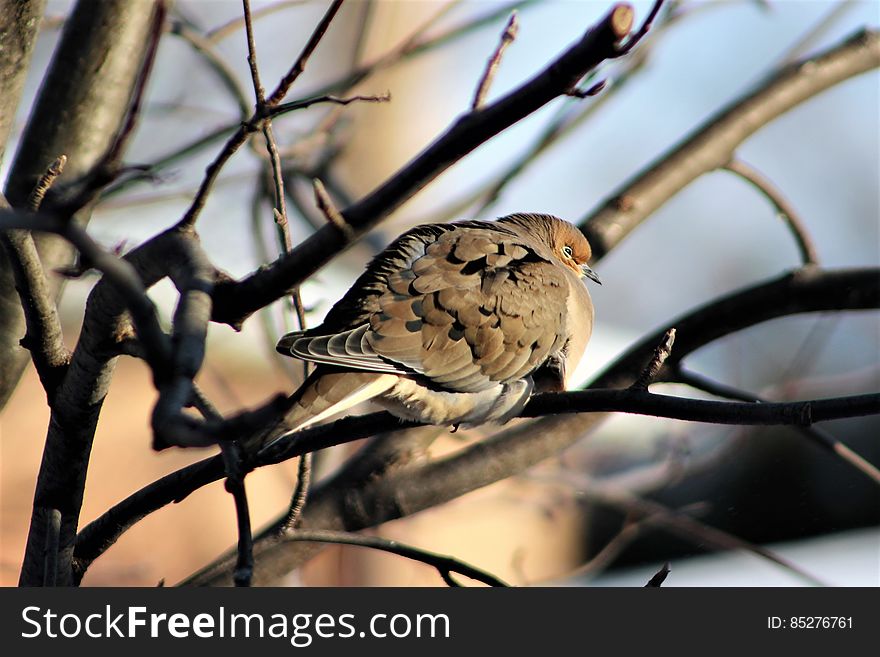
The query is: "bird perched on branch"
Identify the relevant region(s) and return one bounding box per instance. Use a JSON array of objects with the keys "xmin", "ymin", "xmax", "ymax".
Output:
[{"xmin": 274, "ymin": 212, "xmax": 599, "ymax": 438}]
